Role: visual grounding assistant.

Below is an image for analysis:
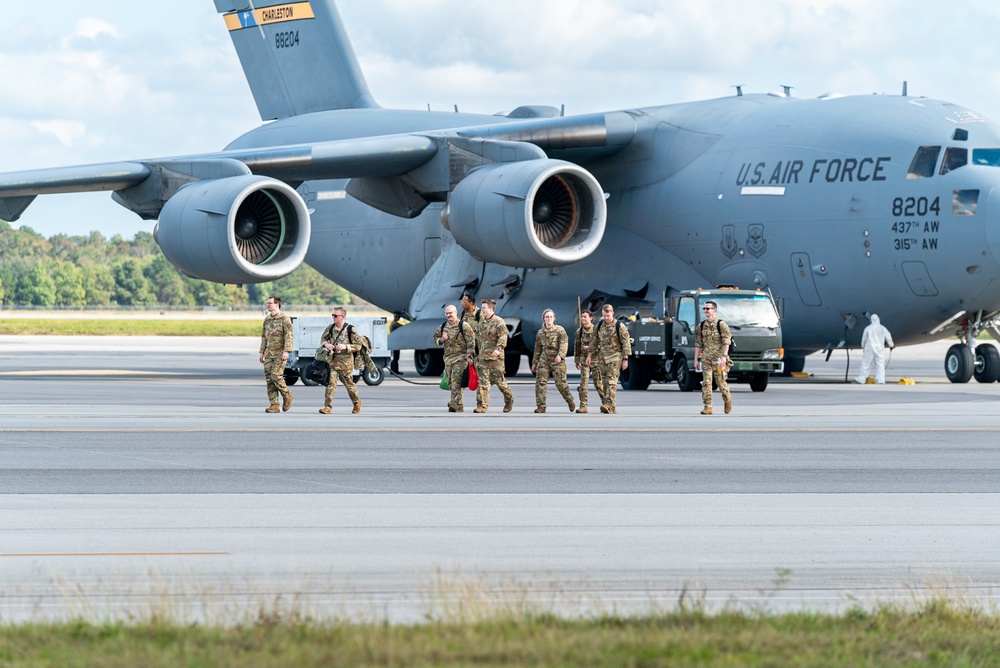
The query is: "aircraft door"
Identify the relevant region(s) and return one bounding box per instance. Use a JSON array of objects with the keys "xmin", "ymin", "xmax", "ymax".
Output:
[
  {"xmin": 986, "ymin": 188, "xmax": 1000, "ymax": 267},
  {"xmin": 790, "ymin": 252, "xmax": 822, "ymax": 306}
]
